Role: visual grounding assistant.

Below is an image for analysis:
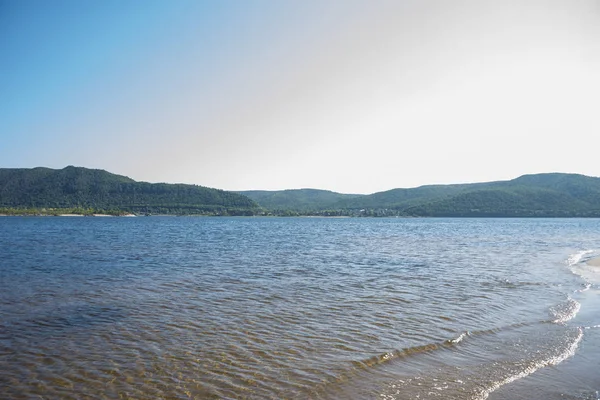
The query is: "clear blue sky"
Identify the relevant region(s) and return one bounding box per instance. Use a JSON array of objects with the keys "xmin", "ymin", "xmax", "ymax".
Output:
[{"xmin": 2, "ymin": 0, "xmax": 599, "ymax": 193}]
